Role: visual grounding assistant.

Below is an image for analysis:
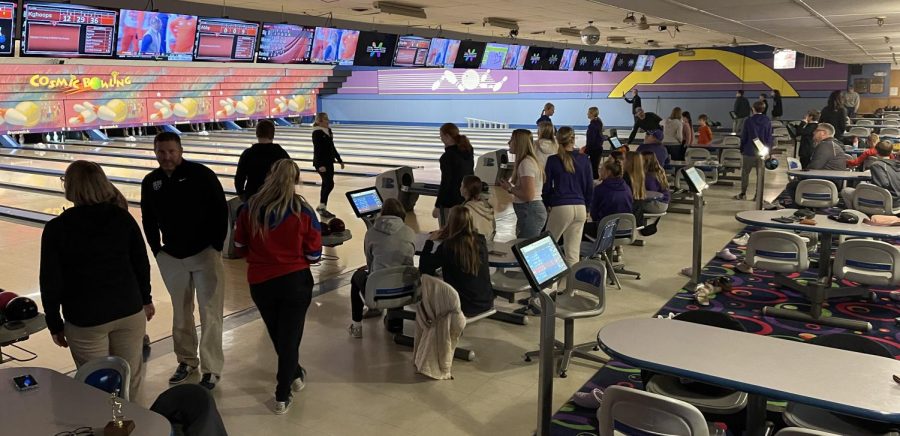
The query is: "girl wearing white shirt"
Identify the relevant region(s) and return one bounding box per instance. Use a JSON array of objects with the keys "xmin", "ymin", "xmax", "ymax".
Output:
[{"xmin": 499, "ymin": 129, "xmax": 547, "ymax": 239}]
